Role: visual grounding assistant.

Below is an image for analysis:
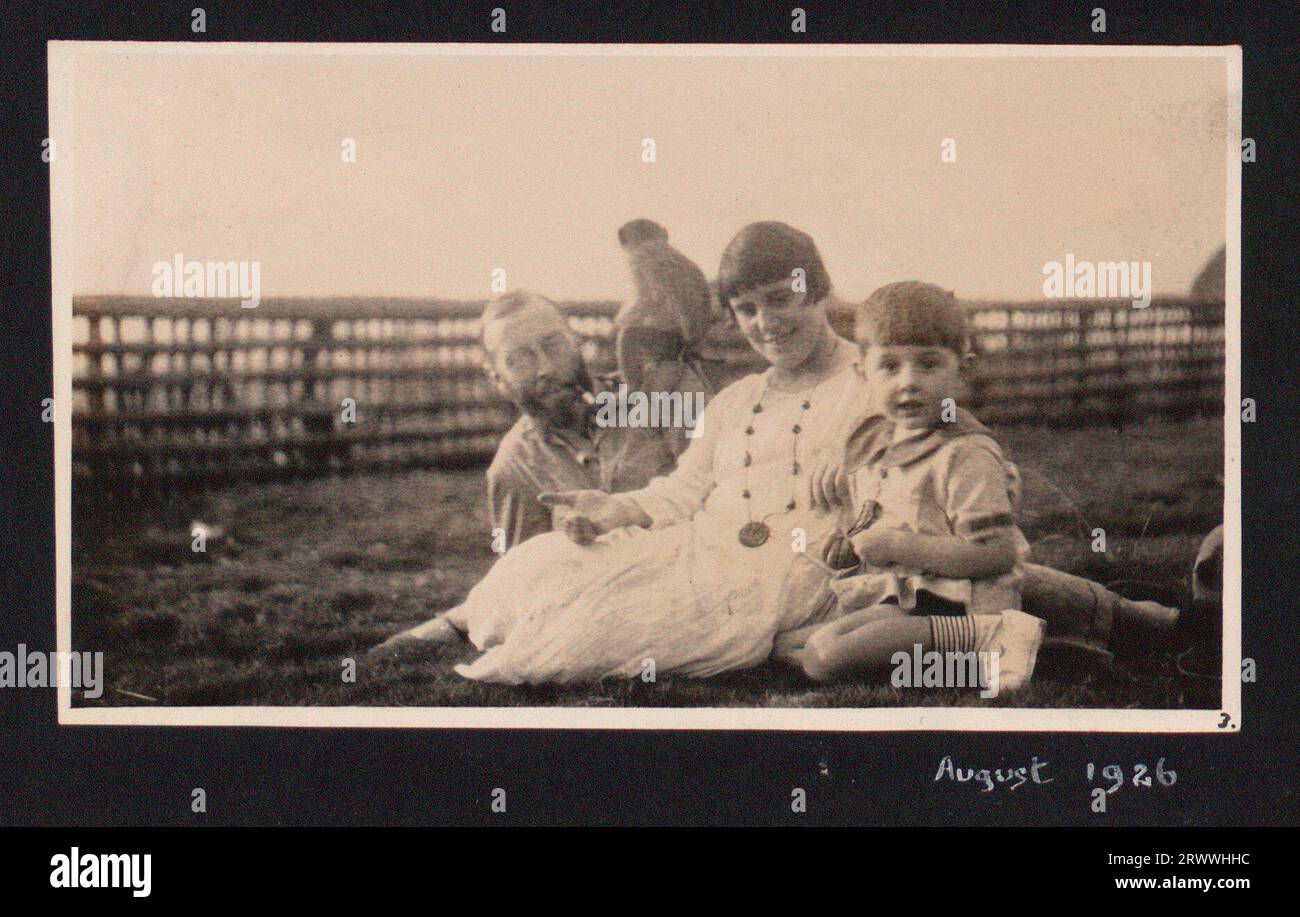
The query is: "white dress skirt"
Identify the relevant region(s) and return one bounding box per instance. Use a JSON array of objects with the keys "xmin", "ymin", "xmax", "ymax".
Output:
[{"xmin": 452, "ymin": 365, "xmax": 869, "ymax": 685}]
